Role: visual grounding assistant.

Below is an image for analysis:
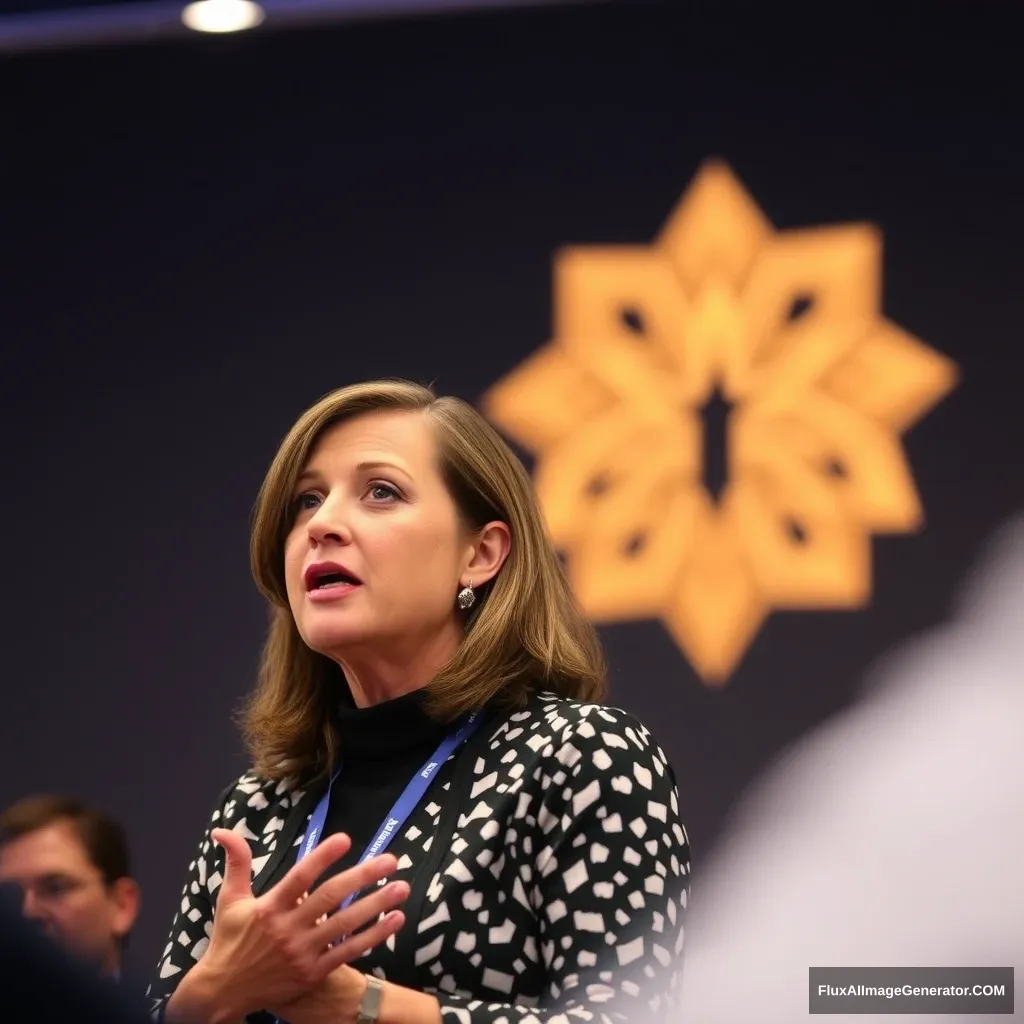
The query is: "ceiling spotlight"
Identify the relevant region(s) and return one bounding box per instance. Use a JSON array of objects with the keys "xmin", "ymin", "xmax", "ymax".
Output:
[{"xmin": 181, "ymin": 0, "xmax": 265, "ymax": 34}]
